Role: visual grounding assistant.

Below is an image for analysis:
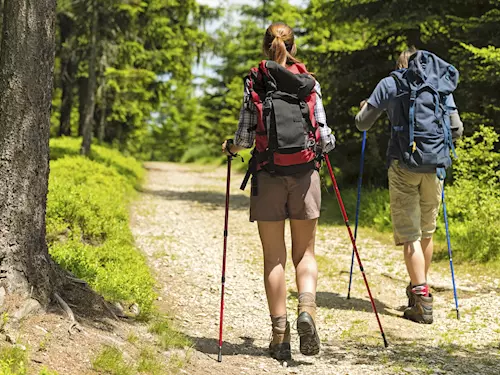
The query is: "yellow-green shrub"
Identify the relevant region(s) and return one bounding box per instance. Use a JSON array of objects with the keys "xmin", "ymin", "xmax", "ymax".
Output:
[{"xmin": 47, "ymin": 139, "xmax": 155, "ymax": 315}]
